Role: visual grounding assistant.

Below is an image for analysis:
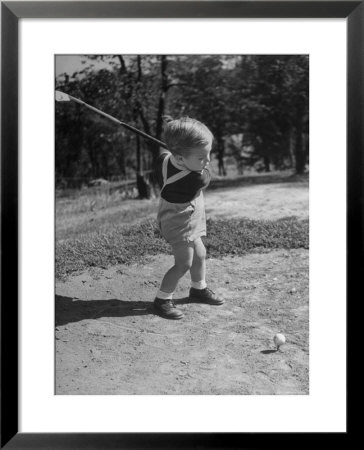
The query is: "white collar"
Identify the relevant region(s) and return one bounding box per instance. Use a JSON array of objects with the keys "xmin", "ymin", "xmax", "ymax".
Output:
[{"xmin": 169, "ymin": 154, "xmax": 190, "ymax": 172}]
